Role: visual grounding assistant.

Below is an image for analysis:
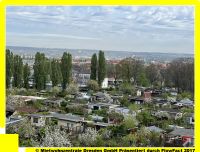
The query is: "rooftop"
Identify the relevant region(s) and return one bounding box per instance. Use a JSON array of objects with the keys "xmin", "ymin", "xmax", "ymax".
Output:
[{"xmin": 169, "ymin": 128, "xmax": 194, "ymax": 137}]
